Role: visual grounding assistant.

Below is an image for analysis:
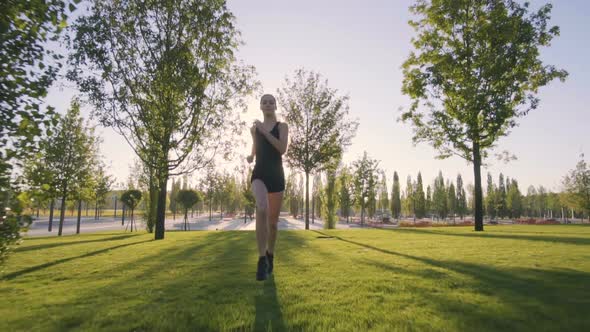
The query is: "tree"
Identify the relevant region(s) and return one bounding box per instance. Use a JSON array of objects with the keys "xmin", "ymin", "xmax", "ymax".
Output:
[
  {"xmin": 507, "ymin": 179, "xmax": 522, "ymax": 219},
  {"xmin": 456, "ymin": 174, "xmax": 467, "ymax": 220},
  {"xmin": 312, "ymin": 173, "xmax": 323, "ymax": 223},
  {"xmin": 390, "ymin": 171, "xmax": 401, "ymax": 220},
  {"xmin": 169, "ymin": 178, "xmax": 181, "ymax": 220},
  {"xmin": 425, "ymin": 185, "xmax": 432, "ymax": 219},
  {"xmin": 338, "ymin": 167, "xmax": 354, "ymax": 223},
  {"xmin": 322, "ymin": 161, "xmax": 340, "ymax": 229},
  {"xmin": 414, "ymin": 172, "xmax": 426, "ymax": 218},
  {"xmin": 433, "ymin": 171, "xmax": 447, "ymax": 220},
  {"xmin": 537, "ymin": 186, "xmax": 547, "ymax": 218},
  {"xmin": 242, "ymin": 170, "xmax": 255, "ymax": 223},
  {"xmin": 1, "ymin": 0, "xmax": 80, "ymax": 195},
  {"xmin": 405, "ymin": 175, "xmax": 415, "ymax": 219},
  {"xmin": 278, "ymin": 69, "xmax": 358, "ymax": 229},
  {"xmin": 448, "ymin": 182, "xmax": 457, "ymax": 222},
  {"xmin": 37, "ymin": 99, "xmax": 98, "ymax": 236},
  {"xmin": 23, "ymin": 154, "xmax": 59, "ymax": 231},
  {"xmin": 401, "ymin": 0, "xmax": 568, "ymax": 231},
  {"xmin": 68, "ymin": 0, "xmax": 259, "ymax": 240},
  {"xmin": 93, "ymin": 165, "xmax": 114, "ymax": 221},
  {"xmin": 70, "ymin": 170, "xmax": 96, "ymax": 234},
  {"xmin": 285, "ymin": 172, "xmax": 299, "ymax": 218},
  {"xmin": 176, "ymin": 190, "xmax": 200, "ymax": 231},
  {"xmin": 203, "ymin": 166, "xmax": 219, "ymax": 222},
  {"xmin": 563, "ymin": 154, "xmax": 590, "ymax": 221},
  {"xmin": 129, "ymin": 157, "xmax": 157, "ymax": 232},
  {"xmin": 378, "ymin": 171, "xmax": 389, "ymax": 216},
  {"xmin": 486, "ymin": 173, "xmax": 497, "ymax": 220},
  {"xmin": 526, "ymin": 186, "xmax": 537, "ymax": 218},
  {"xmin": 497, "ymin": 173, "xmax": 507, "ymax": 219},
  {"xmin": 352, "ymin": 152, "xmax": 379, "ymax": 226},
  {"xmin": 121, "ymin": 190, "xmax": 142, "ymax": 232}
]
